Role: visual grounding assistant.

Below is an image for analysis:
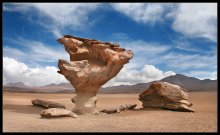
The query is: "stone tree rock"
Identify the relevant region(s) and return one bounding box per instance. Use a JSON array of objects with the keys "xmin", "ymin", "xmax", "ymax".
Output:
[
  {"xmin": 139, "ymin": 82, "xmax": 195, "ymax": 112},
  {"xmin": 57, "ymin": 35, "xmax": 133, "ymax": 114}
]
